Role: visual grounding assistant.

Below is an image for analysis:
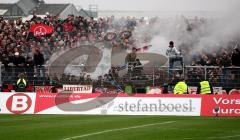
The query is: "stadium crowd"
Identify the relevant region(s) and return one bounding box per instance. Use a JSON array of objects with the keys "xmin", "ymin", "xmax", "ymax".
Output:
[
  {"xmin": 0, "ymin": 14, "xmax": 240, "ymax": 92},
  {"xmin": 0, "ymin": 14, "xmax": 139, "ymax": 68}
]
